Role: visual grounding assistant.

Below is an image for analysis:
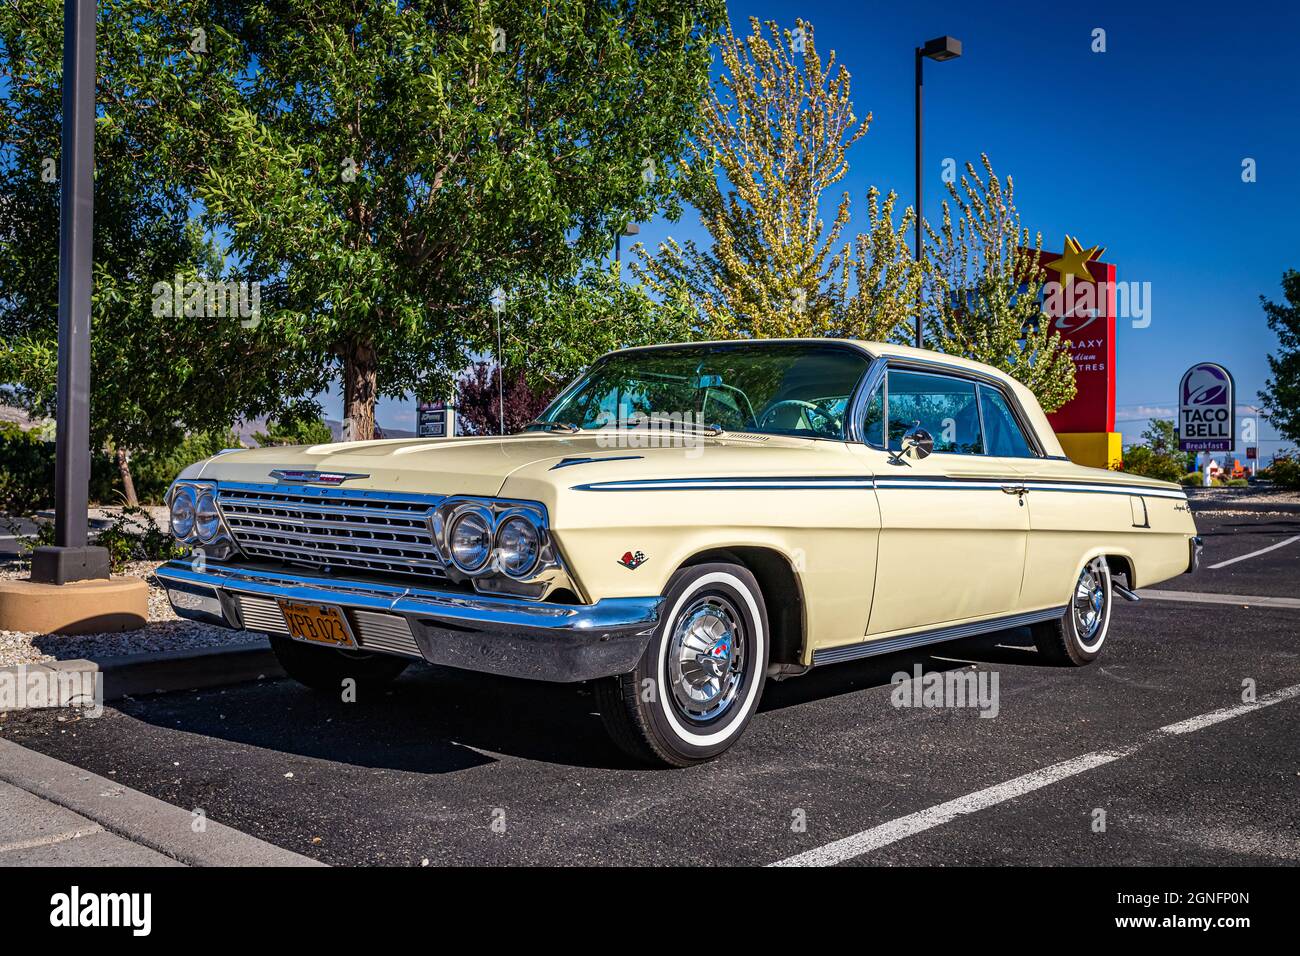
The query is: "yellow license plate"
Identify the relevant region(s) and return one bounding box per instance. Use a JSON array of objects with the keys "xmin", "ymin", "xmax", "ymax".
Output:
[{"xmin": 279, "ymin": 601, "xmax": 356, "ymax": 648}]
